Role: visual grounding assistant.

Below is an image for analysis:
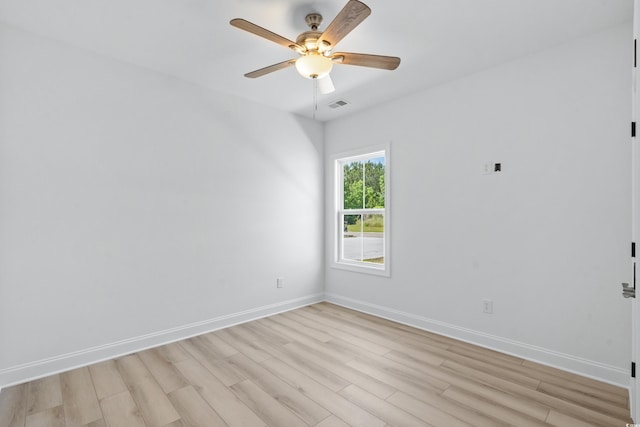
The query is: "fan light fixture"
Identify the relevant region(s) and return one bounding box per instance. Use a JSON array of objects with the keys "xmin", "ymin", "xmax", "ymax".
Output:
[{"xmin": 295, "ymin": 53, "xmax": 333, "ymax": 79}]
